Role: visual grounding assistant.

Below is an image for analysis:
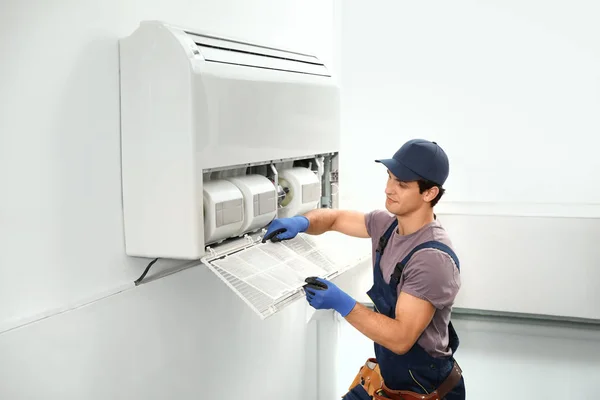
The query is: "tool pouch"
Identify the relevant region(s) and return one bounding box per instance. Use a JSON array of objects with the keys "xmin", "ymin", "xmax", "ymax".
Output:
[
  {"xmin": 347, "ymin": 358, "xmax": 383, "ymax": 397},
  {"xmin": 346, "ymin": 358, "xmax": 443, "ymax": 400},
  {"xmin": 342, "ymin": 358, "xmax": 380, "ymax": 399}
]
